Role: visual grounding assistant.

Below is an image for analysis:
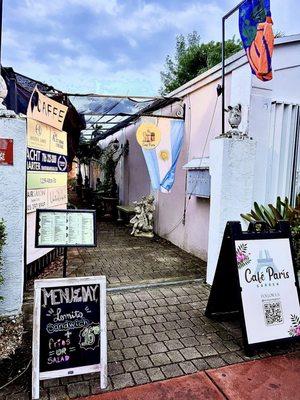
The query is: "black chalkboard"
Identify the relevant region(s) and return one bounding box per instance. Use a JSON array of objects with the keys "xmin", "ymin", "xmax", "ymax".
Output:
[{"xmin": 39, "ymin": 283, "xmax": 101, "ymax": 372}]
